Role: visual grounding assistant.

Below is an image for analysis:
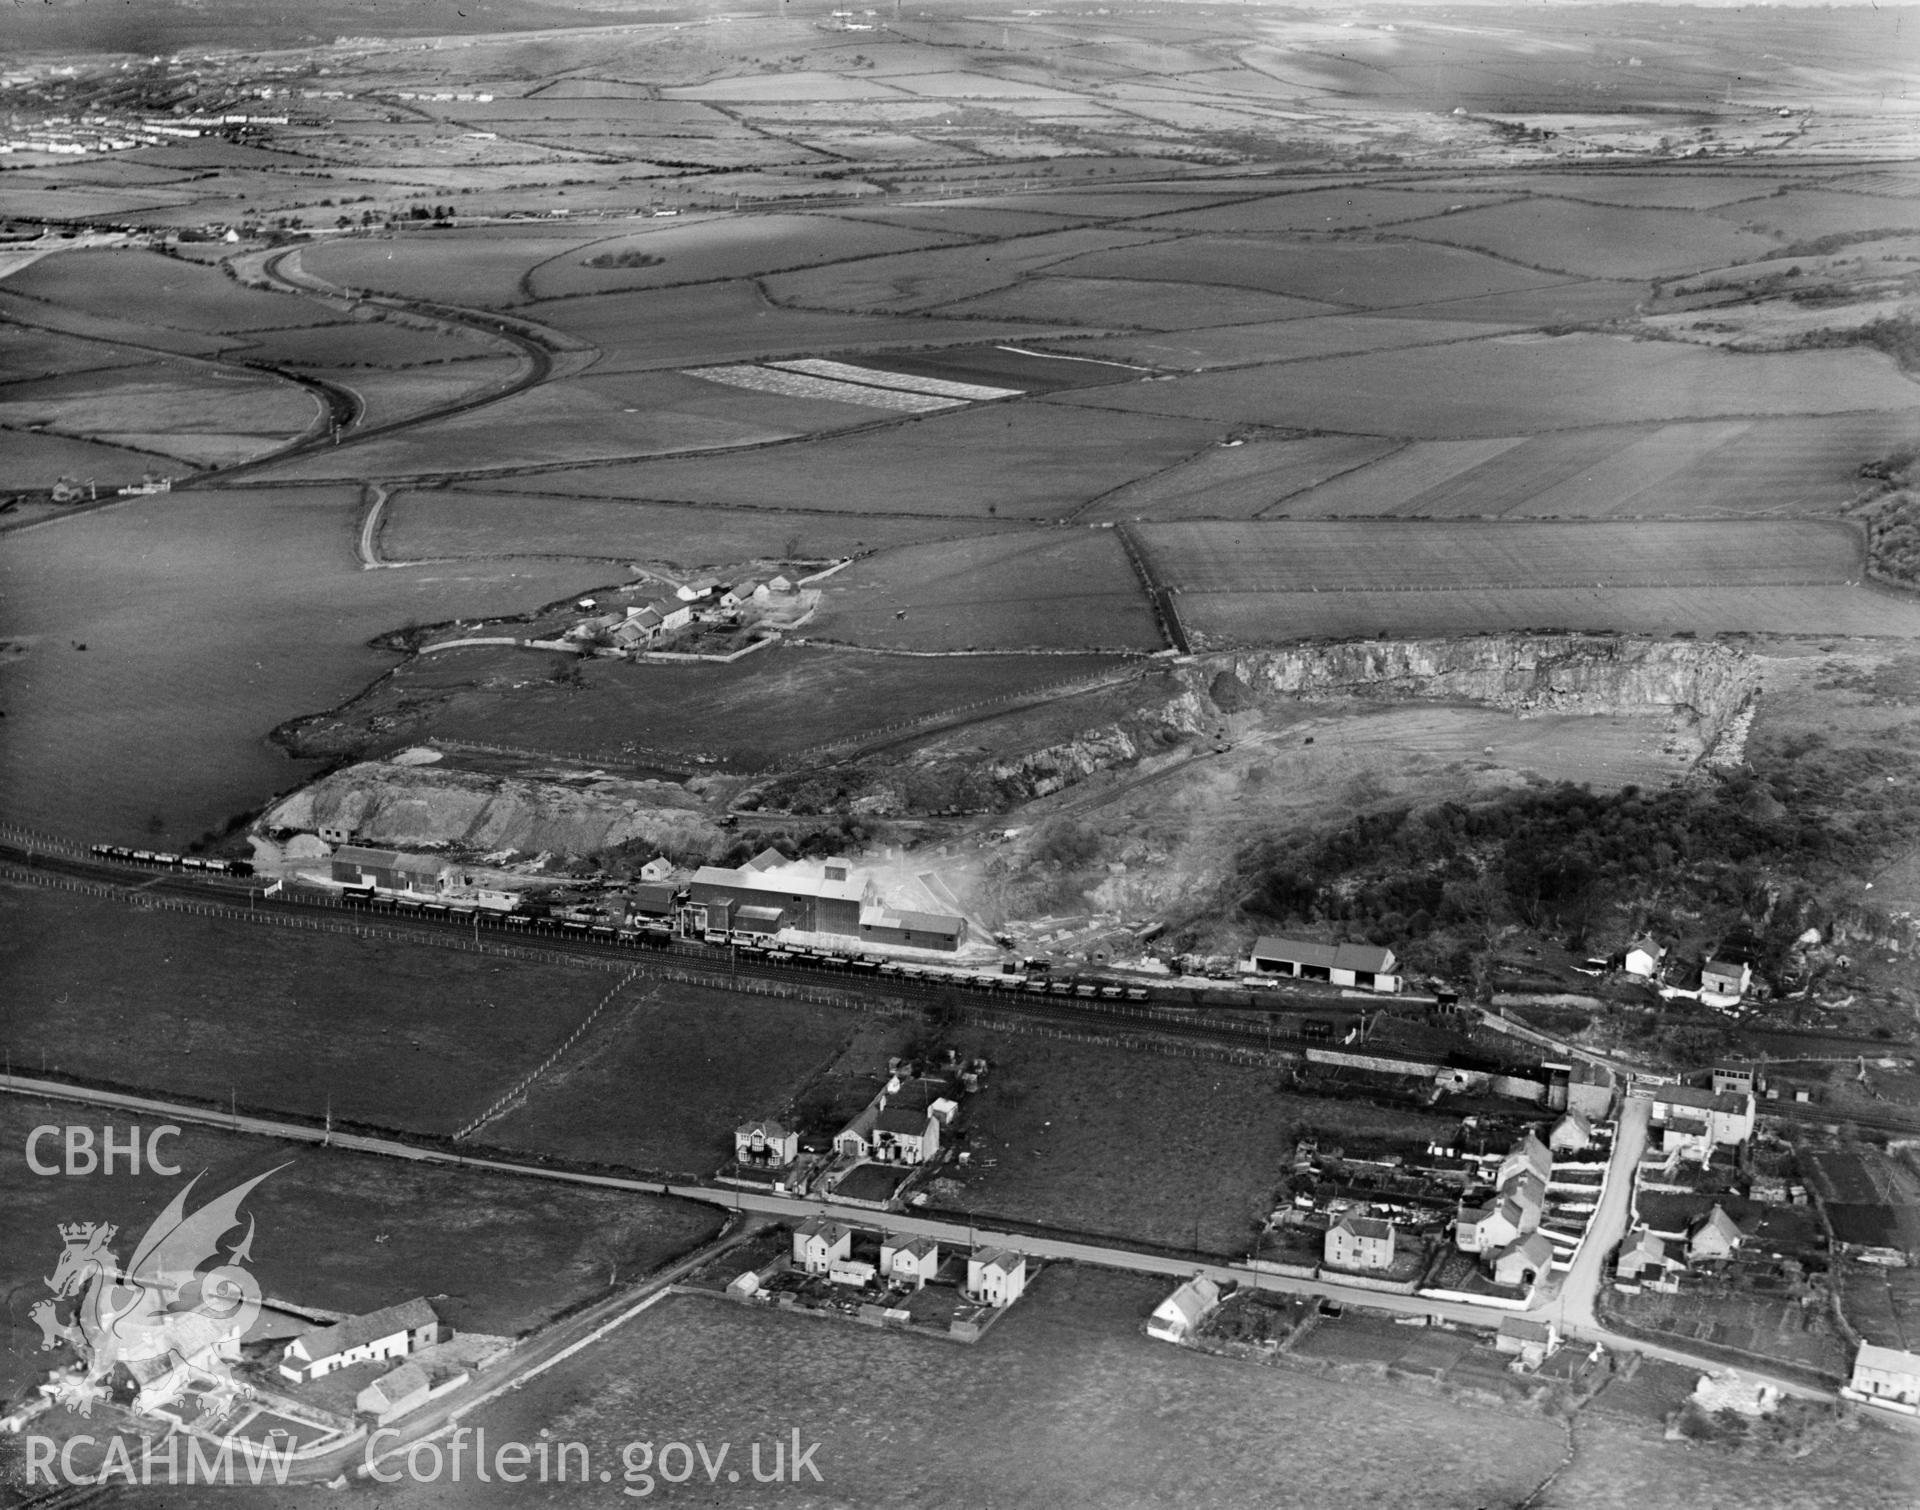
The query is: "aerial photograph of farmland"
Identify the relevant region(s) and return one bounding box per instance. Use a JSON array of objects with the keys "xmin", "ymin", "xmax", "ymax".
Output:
[{"xmin": 4, "ymin": 0, "xmax": 1920, "ymax": 1504}]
